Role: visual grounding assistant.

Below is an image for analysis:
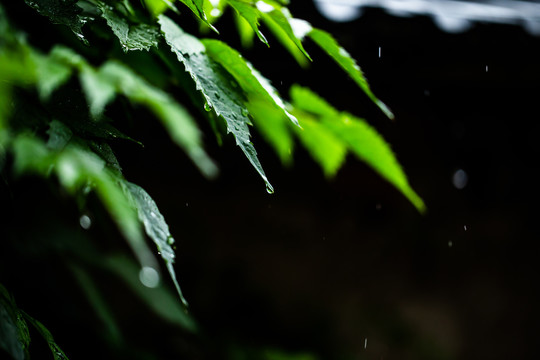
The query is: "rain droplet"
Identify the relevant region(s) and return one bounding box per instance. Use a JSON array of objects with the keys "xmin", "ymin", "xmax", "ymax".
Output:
[
  {"xmin": 185, "ymin": 202, "xmax": 189, "ymax": 207},
  {"xmin": 364, "ymin": 338, "xmax": 368, "ymax": 349},
  {"xmin": 266, "ymin": 183, "xmax": 275, "ymax": 194},
  {"xmin": 139, "ymin": 267, "xmax": 160, "ymax": 288},
  {"xmin": 485, "ymin": 65, "xmax": 489, "ymax": 72},
  {"xmin": 167, "ymin": 236, "xmax": 175, "ymax": 245},
  {"xmin": 464, "ymin": 225, "xmax": 468, "ymax": 231},
  {"xmin": 452, "ymin": 169, "xmax": 468, "ymax": 189},
  {"xmin": 378, "ymin": 46, "xmax": 381, "ymax": 58},
  {"xmin": 79, "ymin": 215, "xmax": 92, "ymax": 230},
  {"xmin": 448, "ymin": 240, "xmax": 453, "ymax": 247},
  {"xmin": 241, "ymin": 108, "xmax": 249, "ymax": 117},
  {"xmin": 204, "ymin": 102, "xmax": 212, "ymax": 111}
]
